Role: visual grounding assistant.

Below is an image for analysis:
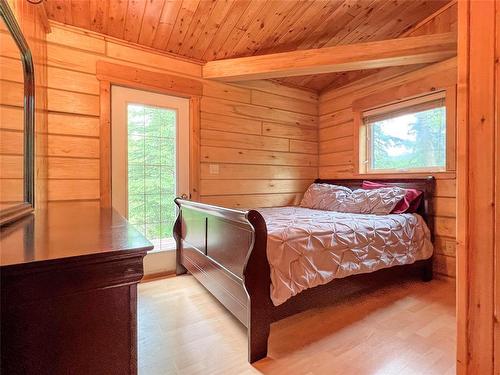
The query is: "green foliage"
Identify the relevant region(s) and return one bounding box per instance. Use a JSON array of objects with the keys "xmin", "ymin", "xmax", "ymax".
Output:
[
  {"xmin": 370, "ymin": 107, "xmax": 446, "ymax": 171},
  {"xmin": 126, "ymin": 104, "xmax": 177, "ymax": 244}
]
